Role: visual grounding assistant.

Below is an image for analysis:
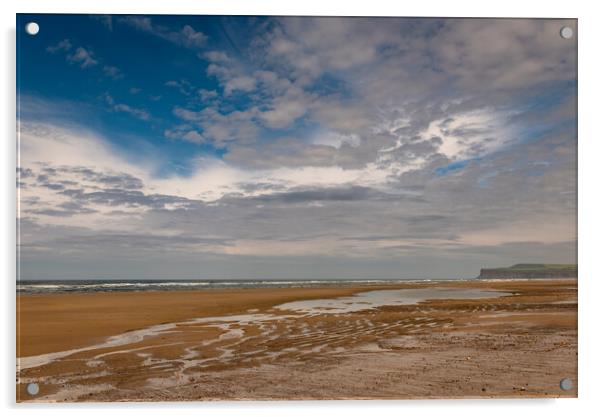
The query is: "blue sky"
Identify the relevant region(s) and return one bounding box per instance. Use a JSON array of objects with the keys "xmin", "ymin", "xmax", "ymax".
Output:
[
  {"xmin": 16, "ymin": 15, "xmax": 577, "ymax": 280},
  {"xmin": 18, "ymin": 14, "xmax": 264, "ymax": 176}
]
